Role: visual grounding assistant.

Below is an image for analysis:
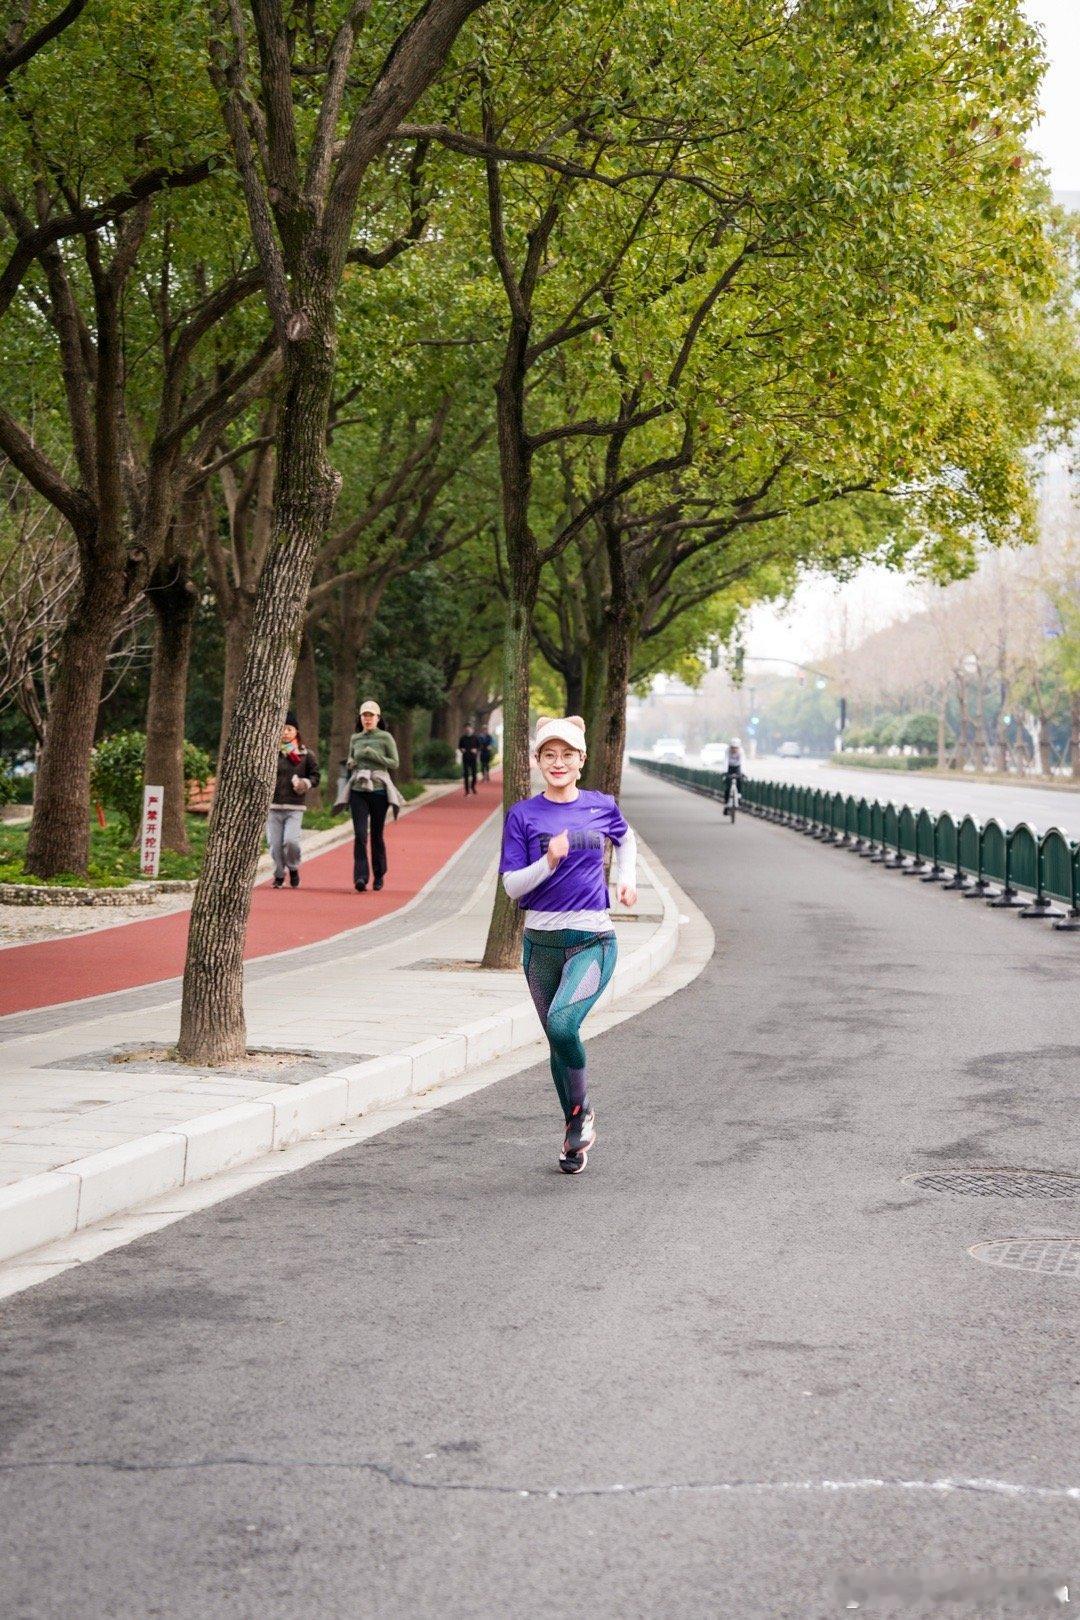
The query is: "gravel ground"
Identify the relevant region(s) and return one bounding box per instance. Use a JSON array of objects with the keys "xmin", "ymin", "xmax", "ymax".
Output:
[{"xmin": 0, "ymin": 889, "xmax": 193, "ymax": 946}]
